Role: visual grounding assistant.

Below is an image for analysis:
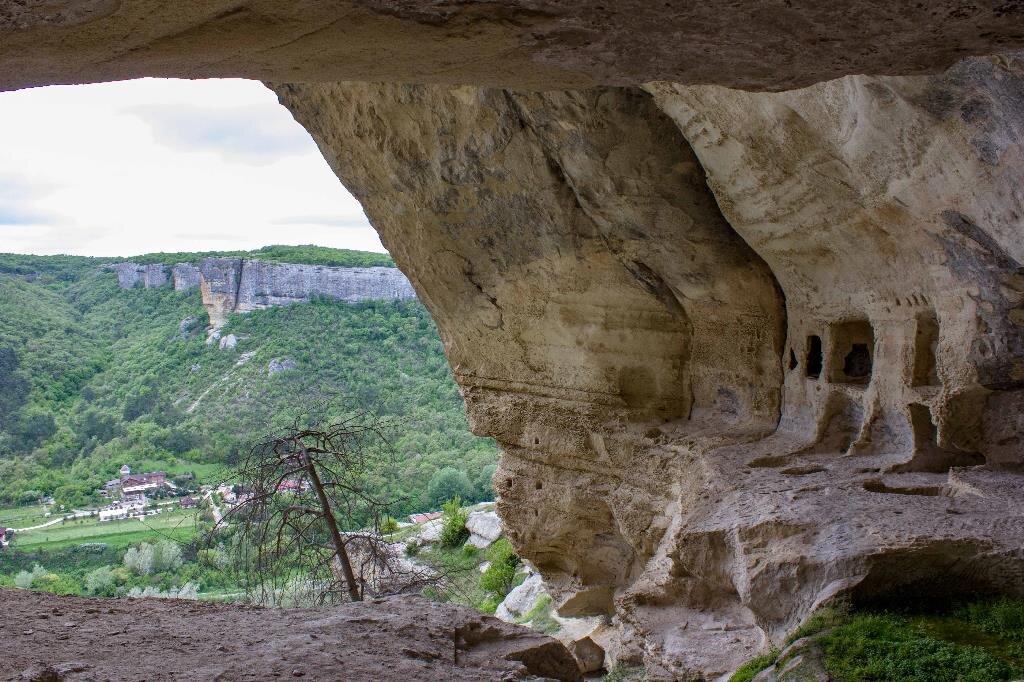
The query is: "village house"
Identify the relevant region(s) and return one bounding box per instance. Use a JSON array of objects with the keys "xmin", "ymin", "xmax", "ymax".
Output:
[
  {"xmin": 0, "ymin": 527, "xmax": 13, "ymax": 548},
  {"xmin": 409, "ymin": 511, "xmax": 443, "ymax": 524},
  {"xmin": 113, "ymin": 465, "xmax": 168, "ymax": 501}
]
